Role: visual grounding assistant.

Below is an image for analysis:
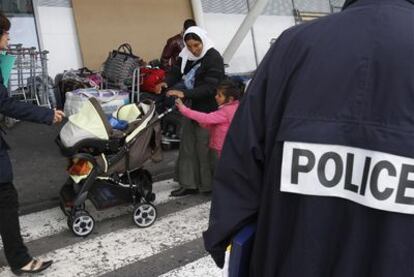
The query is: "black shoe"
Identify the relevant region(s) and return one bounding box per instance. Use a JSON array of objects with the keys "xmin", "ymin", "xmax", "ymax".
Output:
[
  {"xmin": 12, "ymin": 259, "xmax": 53, "ymax": 276},
  {"xmin": 170, "ymin": 188, "xmax": 198, "ymax": 197},
  {"xmin": 200, "ymin": 190, "xmax": 212, "ymax": 196}
]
